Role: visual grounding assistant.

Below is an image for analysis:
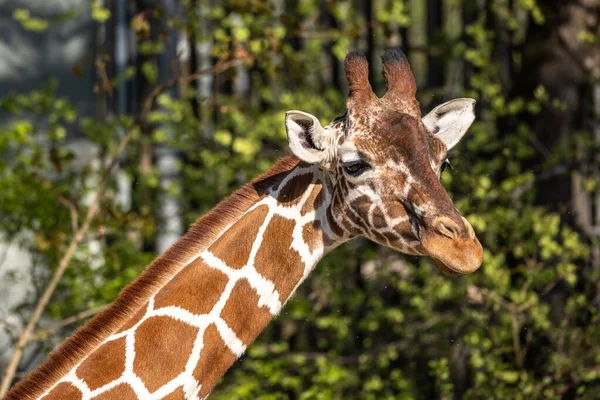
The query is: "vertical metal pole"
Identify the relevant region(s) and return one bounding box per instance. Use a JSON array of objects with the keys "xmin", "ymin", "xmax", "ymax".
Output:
[
  {"xmin": 443, "ymin": 0, "xmax": 463, "ymax": 96},
  {"xmin": 155, "ymin": 0, "xmax": 183, "ymax": 254},
  {"xmin": 196, "ymin": 0, "xmax": 214, "ymax": 139},
  {"xmin": 115, "ymin": 0, "xmax": 132, "ymax": 212},
  {"xmin": 409, "ymin": 0, "xmax": 428, "ymax": 87}
]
